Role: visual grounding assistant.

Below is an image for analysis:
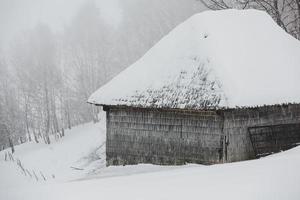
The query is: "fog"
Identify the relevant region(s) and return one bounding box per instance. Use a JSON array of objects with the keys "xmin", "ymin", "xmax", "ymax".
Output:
[
  {"xmin": 0, "ymin": 0, "xmax": 206, "ymax": 148},
  {"xmin": 0, "ymin": 0, "xmax": 123, "ymax": 46}
]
